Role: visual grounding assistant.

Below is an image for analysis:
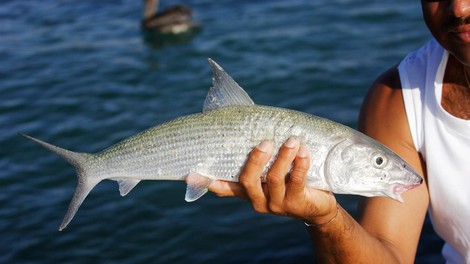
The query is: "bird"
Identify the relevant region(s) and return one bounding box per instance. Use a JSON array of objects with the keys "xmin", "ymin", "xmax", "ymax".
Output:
[{"xmin": 141, "ymin": 0, "xmax": 199, "ymax": 34}]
